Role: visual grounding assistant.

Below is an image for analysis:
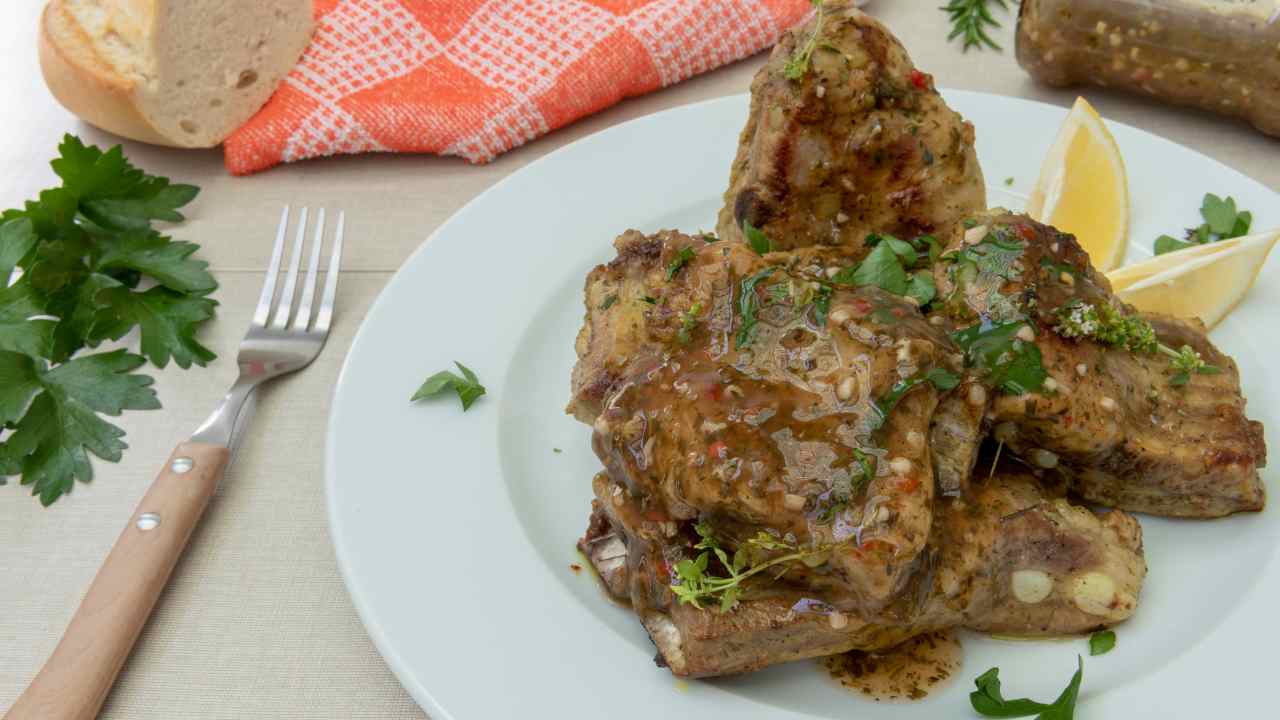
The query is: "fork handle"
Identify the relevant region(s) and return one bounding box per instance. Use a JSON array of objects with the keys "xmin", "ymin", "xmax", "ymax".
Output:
[{"xmin": 6, "ymin": 442, "xmax": 229, "ymax": 720}]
